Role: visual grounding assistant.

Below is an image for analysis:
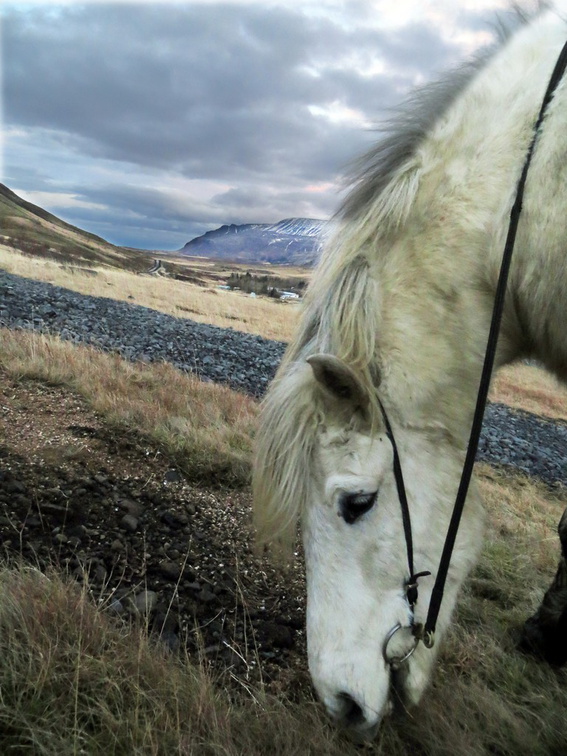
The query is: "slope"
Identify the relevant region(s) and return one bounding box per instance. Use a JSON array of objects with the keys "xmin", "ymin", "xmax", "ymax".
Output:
[{"xmin": 0, "ymin": 184, "xmax": 152, "ymax": 272}]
